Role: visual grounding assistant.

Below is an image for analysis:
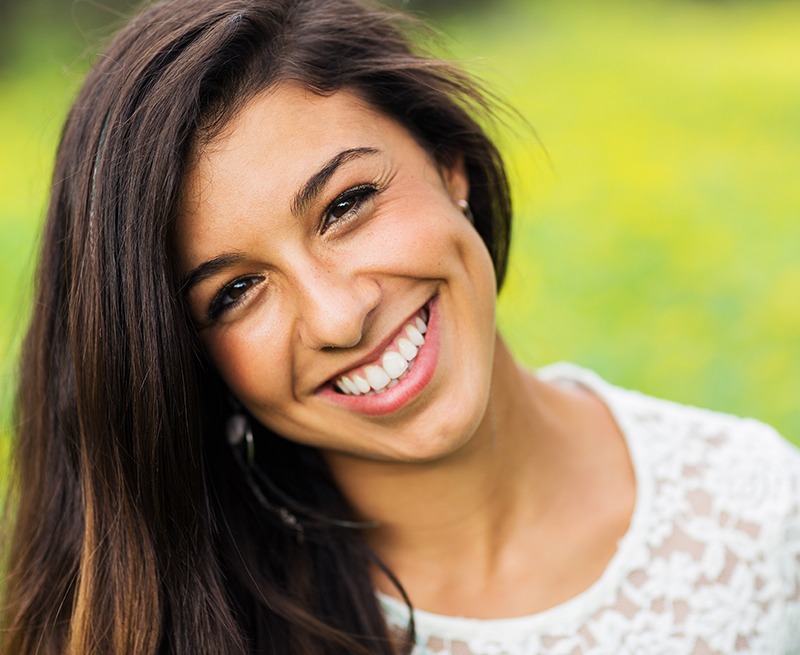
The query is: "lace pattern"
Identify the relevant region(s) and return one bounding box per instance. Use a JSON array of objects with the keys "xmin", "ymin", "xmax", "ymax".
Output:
[{"xmin": 380, "ymin": 363, "xmax": 800, "ymax": 654}]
